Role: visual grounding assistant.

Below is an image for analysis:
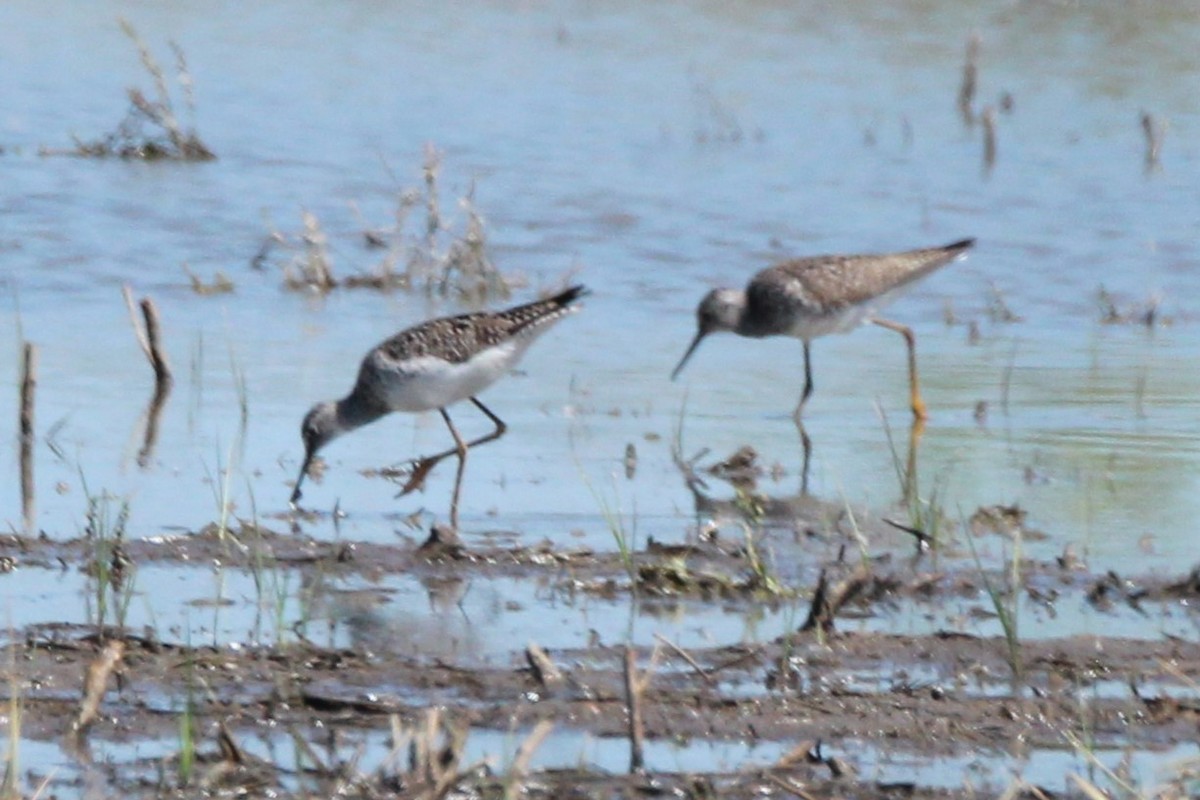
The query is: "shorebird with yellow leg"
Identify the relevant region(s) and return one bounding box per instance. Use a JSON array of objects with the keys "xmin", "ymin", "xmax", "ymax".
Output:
[
  {"xmin": 672, "ymin": 239, "xmax": 974, "ymax": 421},
  {"xmin": 291, "ymin": 285, "xmax": 588, "ymax": 530}
]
